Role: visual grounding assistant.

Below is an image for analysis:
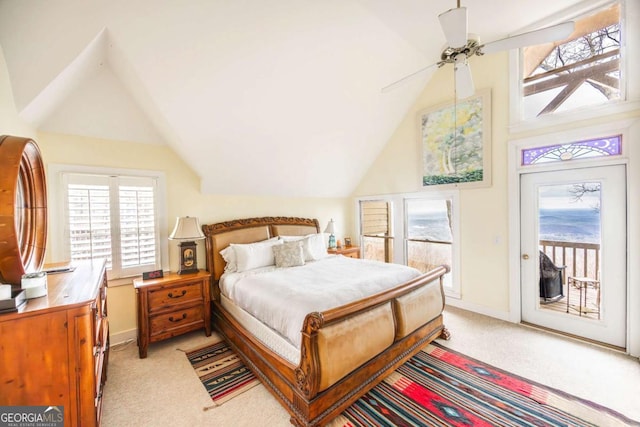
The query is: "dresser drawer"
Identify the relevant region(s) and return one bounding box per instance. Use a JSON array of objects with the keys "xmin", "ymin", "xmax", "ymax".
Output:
[
  {"xmin": 149, "ymin": 304, "xmax": 204, "ymax": 340},
  {"xmin": 148, "ymin": 281, "xmax": 203, "ymax": 312}
]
